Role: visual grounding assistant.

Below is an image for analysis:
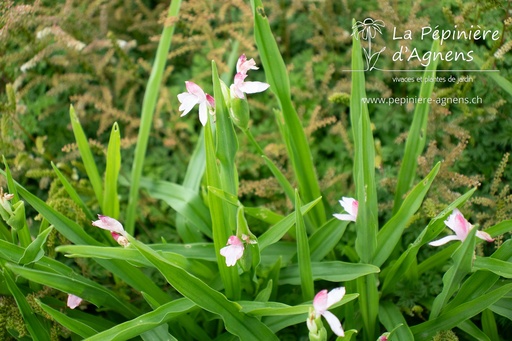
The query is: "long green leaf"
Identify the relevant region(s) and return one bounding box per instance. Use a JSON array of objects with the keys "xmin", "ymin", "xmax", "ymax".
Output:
[
  {"xmin": 473, "ymin": 55, "xmax": 512, "ymax": 98},
  {"xmin": 393, "ymin": 40, "xmax": 440, "ymax": 213},
  {"xmin": 51, "ymin": 162, "xmax": 94, "ymax": 221},
  {"xmin": 176, "ymin": 128, "xmax": 207, "ymax": 242},
  {"xmin": 350, "ymin": 19, "xmax": 379, "ymax": 340},
  {"xmin": 204, "ymin": 62, "xmax": 240, "ymax": 300},
  {"xmin": 350, "ymin": 19, "xmax": 378, "ymax": 264},
  {"xmin": 56, "ymin": 245, "xmax": 215, "ymax": 281},
  {"xmin": 473, "ymin": 257, "xmax": 512, "ymax": 278},
  {"xmin": 140, "ymin": 177, "xmax": 212, "ymax": 239},
  {"xmin": 239, "ymin": 293, "xmax": 358, "ymax": 316},
  {"xmin": 125, "ymin": 0, "xmax": 182, "ymax": 234},
  {"xmin": 103, "ymin": 122, "xmax": 121, "ymax": 218},
  {"xmin": 442, "ymin": 239, "xmax": 512, "ymax": 313},
  {"xmin": 129, "ymin": 236, "xmax": 279, "ymax": 341},
  {"xmin": 379, "ymin": 301, "xmax": 414, "ymax": 341},
  {"xmin": 6, "ymin": 262, "xmax": 139, "ymax": 318},
  {"xmin": 38, "ymin": 300, "xmax": 99, "ymax": 338},
  {"xmin": 412, "ymin": 283, "xmax": 512, "ymax": 340},
  {"xmin": 294, "ymin": 190, "xmax": 314, "ymax": 301},
  {"xmin": 374, "ymin": 162, "xmax": 440, "ymax": 266},
  {"xmin": 279, "ymin": 261, "xmax": 379, "ymax": 285},
  {"xmin": 250, "ymin": 0, "xmax": 325, "ymax": 228},
  {"xmin": 2, "ymin": 157, "xmax": 31, "ymax": 246},
  {"xmin": 11, "ymin": 179, "xmax": 171, "ymax": 304},
  {"xmin": 258, "ymin": 197, "xmax": 322, "ymax": 250},
  {"xmin": 381, "ymin": 188, "xmax": 476, "ymax": 296},
  {"xmin": 3, "ymin": 267, "xmax": 51, "ymax": 341},
  {"xmin": 457, "ymin": 320, "xmax": 491, "ymax": 341},
  {"xmin": 84, "ymin": 298, "xmax": 195, "ymax": 341},
  {"xmin": 69, "ymin": 105, "xmax": 104, "ymax": 209},
  {"xmin": 19, "ymin": 226, "xmax": 53, "ymax": 265},
  {"xmin": 309, "ymin": 218, "xmax": 348, "ymax": 261},
  {"xmin": 429, "ymin": 226, "xmax": 477, "ymax": 319}
]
